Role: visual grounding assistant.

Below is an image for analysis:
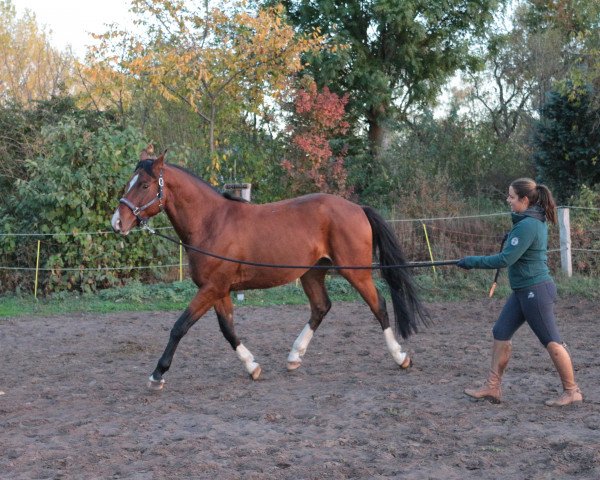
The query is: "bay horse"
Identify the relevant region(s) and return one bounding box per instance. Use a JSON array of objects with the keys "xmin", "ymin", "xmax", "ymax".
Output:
[{"xmin": 111, "ymin": 149, "xmax": 427, "ymax": 390}]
